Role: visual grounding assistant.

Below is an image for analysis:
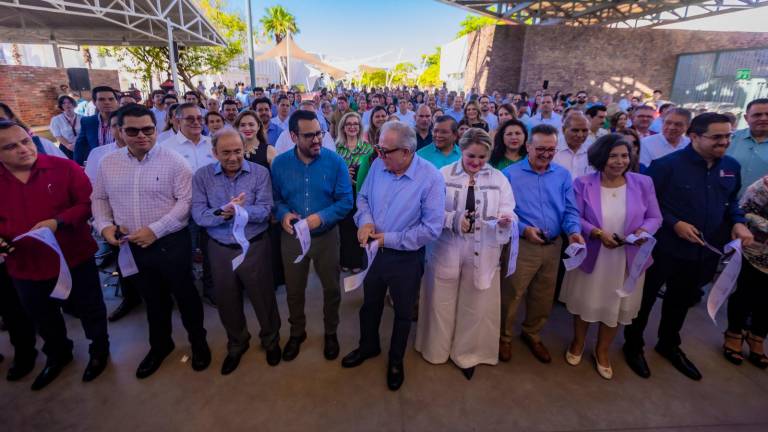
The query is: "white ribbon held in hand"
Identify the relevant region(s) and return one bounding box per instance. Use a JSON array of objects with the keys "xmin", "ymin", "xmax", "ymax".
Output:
[
  {"xmin": 616, "ymin": 232, "xmax": 657, "ymax": 298},
  {"xmin": 707, "ymin": 239, "xmax": 743, "ymax": 324},
  {"xmin": 562, "ymin": 242, "xmax": 587, "ymax": 271},
  {"xmin": 13, "ymin": 227, "xmax": 72, "ymax": 300},
  {"xmin": 230, "ymin": 204, "xmax": 250, "ymax": 270},
  {"xmin": 343, "ymin": 241, "xmax": 379, "ymax": 292},
  {"xmin": 293, "ymin": 219, "xmax": 311, "ymax": 264}
]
